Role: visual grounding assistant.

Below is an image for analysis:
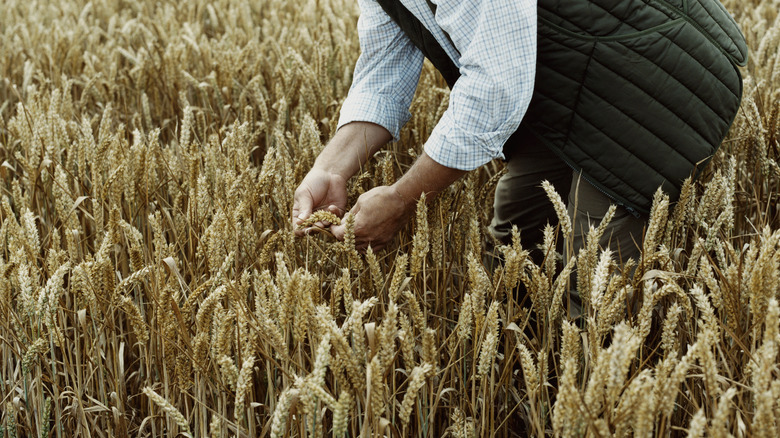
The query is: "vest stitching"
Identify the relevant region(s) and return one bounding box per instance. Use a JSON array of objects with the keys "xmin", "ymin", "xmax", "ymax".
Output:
[
  {"xmin": 606, "ymin": 33, "xmax": 735, "ymax": 121},
  {"xmin": 654, "ymin": 22, "xmax": 743, "ymax": 95},
  {"xmin": 575, "ymin": 75, "xmax": 709, "ymax": 172},
  {"xmin": 567, "ymin": 111, "xmax": 675, "ymax": 205},
  {"xmin": 561, "ymin": 40, "xmax": 597, "ymax": 156},
  {"xmin": 540, "ymin": 16, "xmax": 683, "ymax": 42},
  {"xmin": 539, "ymin": 1, "xmax": 678, "ymax": 37},
  {"xmin": 654, "ymin": 0, "xmax": 748, "ymax": 65},
  {"xmin": 688, "ymin": 0, "xmax": 744, "ymax": 61}
]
